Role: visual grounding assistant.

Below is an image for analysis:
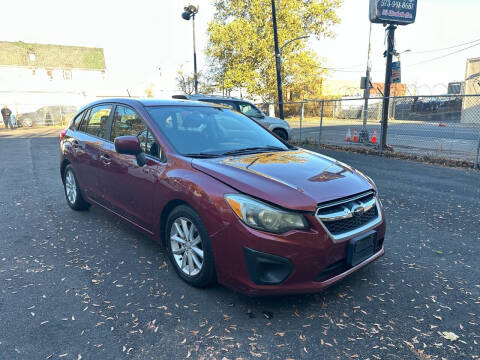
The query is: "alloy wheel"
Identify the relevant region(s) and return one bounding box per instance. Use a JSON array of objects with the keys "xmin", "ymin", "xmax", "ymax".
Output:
[
  {"xmin": 170, "ymin": 217, "xmax": 204, "ymax": 276},
  {"xmin": 65, "ymin": 170, "xmax": 77, "ymax": 205}
]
